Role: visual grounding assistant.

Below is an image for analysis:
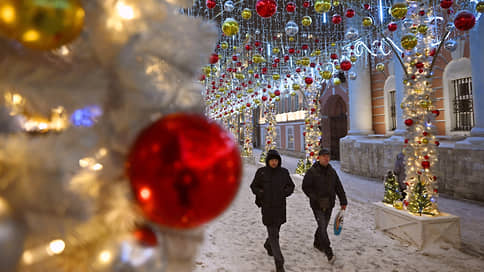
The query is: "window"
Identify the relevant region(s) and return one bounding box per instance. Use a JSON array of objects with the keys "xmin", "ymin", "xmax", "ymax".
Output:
[
  {"xmin": 389, "ymin": 90, "xmax": 396, "ymax": 131},
  {"xmin": 452, "ymin": 77, "xmax": 474, "ymax": 131},
  {"xmin": 286, "ymin": 126, "xmax": 294, "ymax": 150}
]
